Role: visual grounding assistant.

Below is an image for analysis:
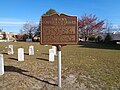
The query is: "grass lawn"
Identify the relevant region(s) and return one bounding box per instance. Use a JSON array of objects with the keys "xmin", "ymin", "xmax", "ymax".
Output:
[{"xmin": 0, "ymin": 42, "xmax": 120, "ymax": 90}]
